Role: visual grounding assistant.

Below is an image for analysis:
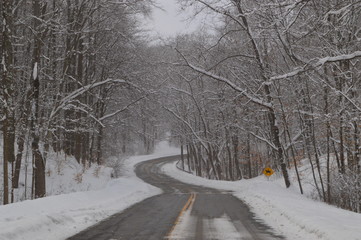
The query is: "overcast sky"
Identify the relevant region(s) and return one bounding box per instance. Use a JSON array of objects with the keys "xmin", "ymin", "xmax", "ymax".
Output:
[{"xmin": 144, "ymin": 0, "xmax": 201, "ymax": 38}]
